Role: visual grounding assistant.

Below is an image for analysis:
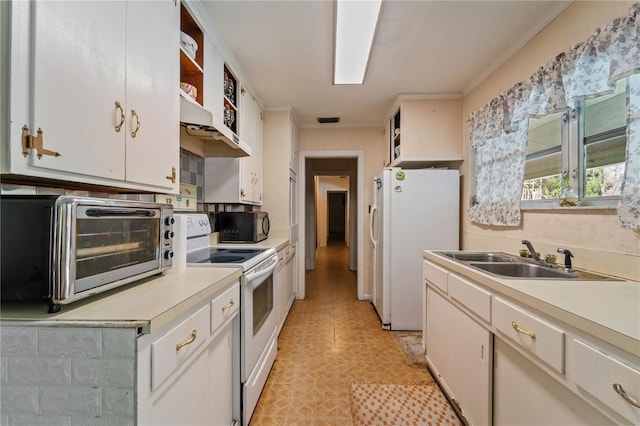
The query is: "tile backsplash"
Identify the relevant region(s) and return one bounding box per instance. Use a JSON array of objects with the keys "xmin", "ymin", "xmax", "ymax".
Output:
[{"xmin": 180, "ymin": 148, "xmax": 204, "ymax": 203}]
